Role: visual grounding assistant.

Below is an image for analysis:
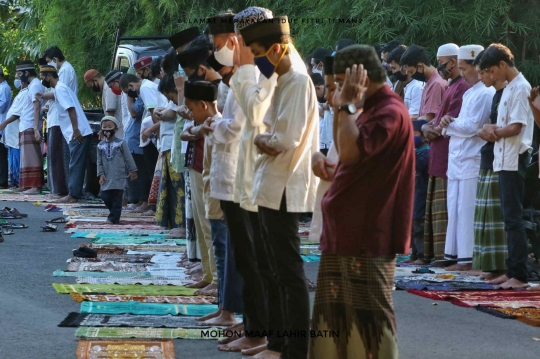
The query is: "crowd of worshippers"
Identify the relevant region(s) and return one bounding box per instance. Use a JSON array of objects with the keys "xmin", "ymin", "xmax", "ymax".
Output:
[{"xmin": 2, "ymin": 5, "xmax": 540, "ymax": 359}]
